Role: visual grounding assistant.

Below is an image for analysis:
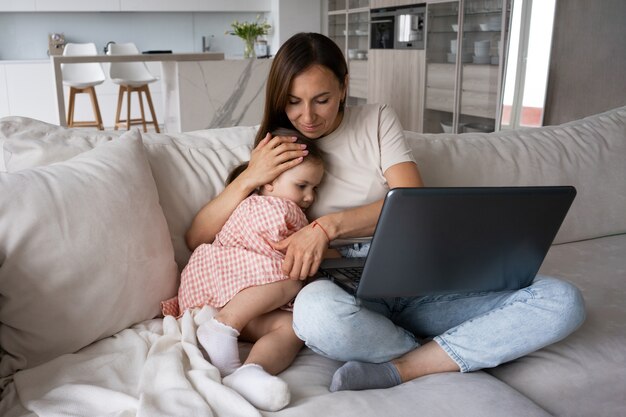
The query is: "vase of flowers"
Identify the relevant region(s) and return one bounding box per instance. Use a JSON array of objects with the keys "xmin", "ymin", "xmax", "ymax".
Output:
[{"xmin": 227, "ymin": 16, "xmax": 271, "ymax": 59}]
